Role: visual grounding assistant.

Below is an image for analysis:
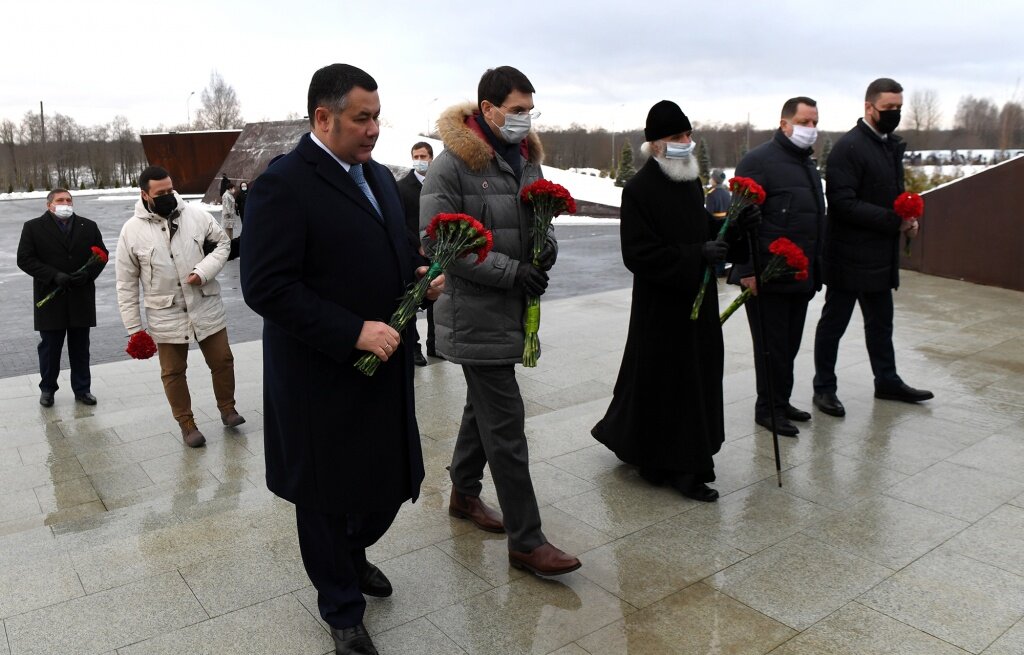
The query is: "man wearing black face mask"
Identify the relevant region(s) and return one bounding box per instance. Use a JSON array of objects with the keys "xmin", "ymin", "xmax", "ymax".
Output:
[
  {"xmin": 115, "ymin": 166, "xmax": 244, "ymax": 448},
  {"xmin": 812, "ymin": 77, "xmax": 931, "ymax": 418}
]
